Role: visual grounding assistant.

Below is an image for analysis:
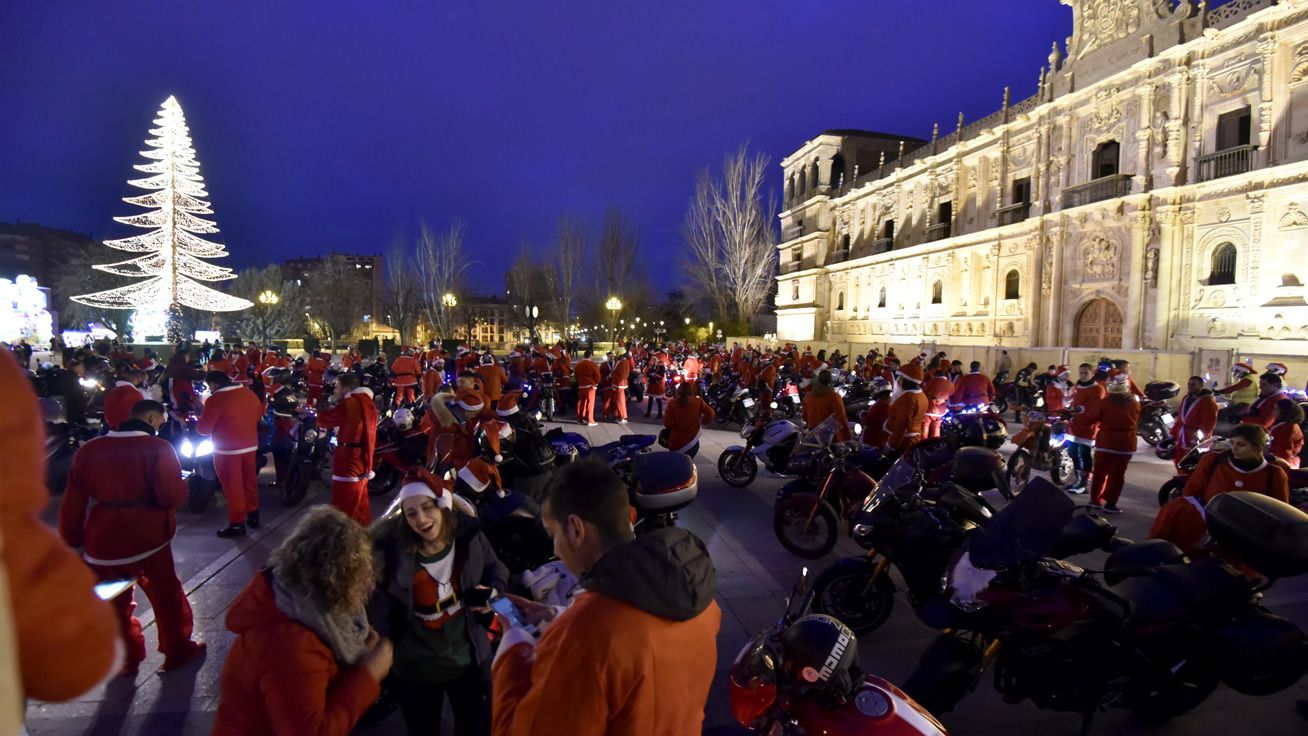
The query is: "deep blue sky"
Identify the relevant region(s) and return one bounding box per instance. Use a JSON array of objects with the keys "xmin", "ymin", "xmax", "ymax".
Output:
[{"xmin": 0, "ymin": 1, "xmax": 1072, "ymax": 292}]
